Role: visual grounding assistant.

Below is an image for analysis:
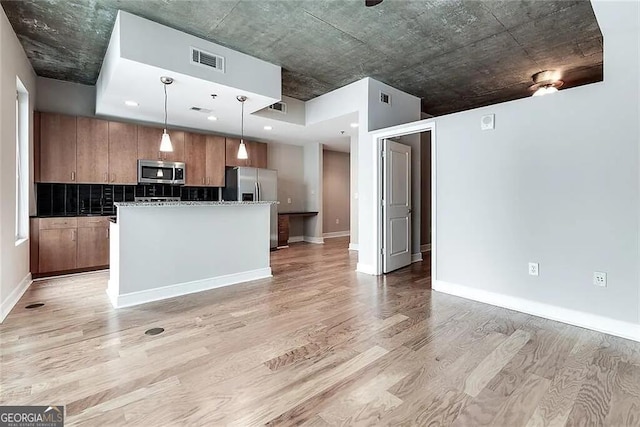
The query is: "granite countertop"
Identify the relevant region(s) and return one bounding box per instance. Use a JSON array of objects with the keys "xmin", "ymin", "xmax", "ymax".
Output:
[{"xmin": 114, "ymin": 201, "xmax": 278, "ymax": 207}]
